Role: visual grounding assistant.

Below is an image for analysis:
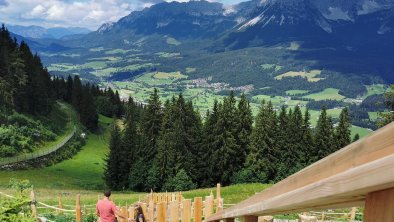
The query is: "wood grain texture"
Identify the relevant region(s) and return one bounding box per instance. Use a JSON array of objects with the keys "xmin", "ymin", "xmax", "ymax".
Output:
[
  {"xmin": 364, "ymin": 187, "xmax": 394, "ymax": 222},
  {"xmin": 182, "ymin": 199, "xmax": 191, "ymax": 222},
  {"xmin": 206, "ymin": 122, "xmax": 394, "ymax": 221},
  {"xmin": 194, "ymin": 197, "xmax": 203, "ymax": 222}
]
